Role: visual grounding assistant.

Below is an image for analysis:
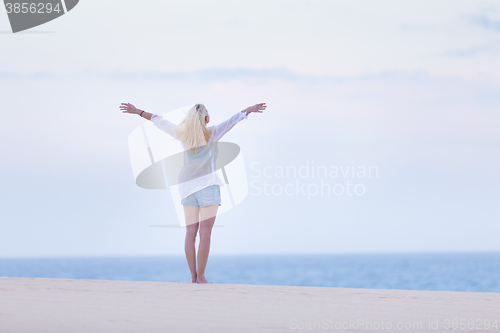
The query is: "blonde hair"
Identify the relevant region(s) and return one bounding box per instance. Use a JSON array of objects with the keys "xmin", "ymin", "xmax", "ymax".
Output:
[{"xmin": 174, "ymin": 104, "xmax": 213, "ymax": 154}]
